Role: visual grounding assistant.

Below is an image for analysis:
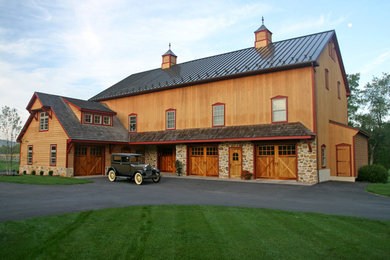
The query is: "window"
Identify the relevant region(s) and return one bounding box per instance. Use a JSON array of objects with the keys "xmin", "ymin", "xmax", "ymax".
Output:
[
  {"xmin": 337, "ymin": 81, "xmax": 341, "ymax": 99},
  {"xmin": 50, "ymin": 145, "xmax": 57, "ymax": 166},
  {"xmin": 129, "ymin": 114, "xmax": 137, "ymax": 132},
  {"xmin": 27, "ymin": 146, "xmax": 33, "ymax": 165},
  {"xmin": 321, "ymin": 145, "xmax": 326, "ymax": 168},
  {"xmin": 328, "ymin": 42, "xmax": 336, "ymax": 61},
  {"xmin": 166, "ymin": 109, "xmax": 176, "ymax": 130},
  {"xmin": 94, "ymin": 115, "xmax": 102, "ymax": 124},
  {"xmin": 212, "ymin": 103, "xmax": 225, "ymax": 127},
  {"xmin": 84, "ymin": 113, "xmax": 92, "ymax": 124},
  {"xmin": 39, "ymin": 112, "xmax": 48, "ymax": 131},
  {"xmin": 325, "ymin": 69, "xmax": 329, "ymax": 90},
  {"xmin": 271, "ymin": 96, "xmax": 287, "ymax": 123},
  {"xmin": 278, "ymin": 145, "xmax": 296, "ymax": 156},
  {"xmin": 103, "ymin": 116, "xmax": 111, "ymax": 126}
]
